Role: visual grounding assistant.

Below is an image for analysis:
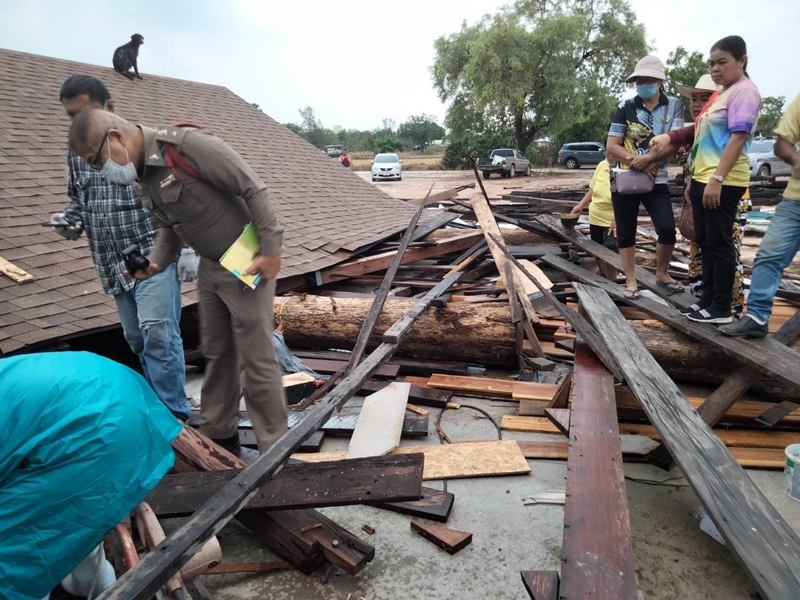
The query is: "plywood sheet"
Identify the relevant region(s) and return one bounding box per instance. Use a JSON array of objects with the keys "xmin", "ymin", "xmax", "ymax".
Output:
[{"xmin": 294, "ymin": 440, "xmax": 531, "ymax": 480}]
